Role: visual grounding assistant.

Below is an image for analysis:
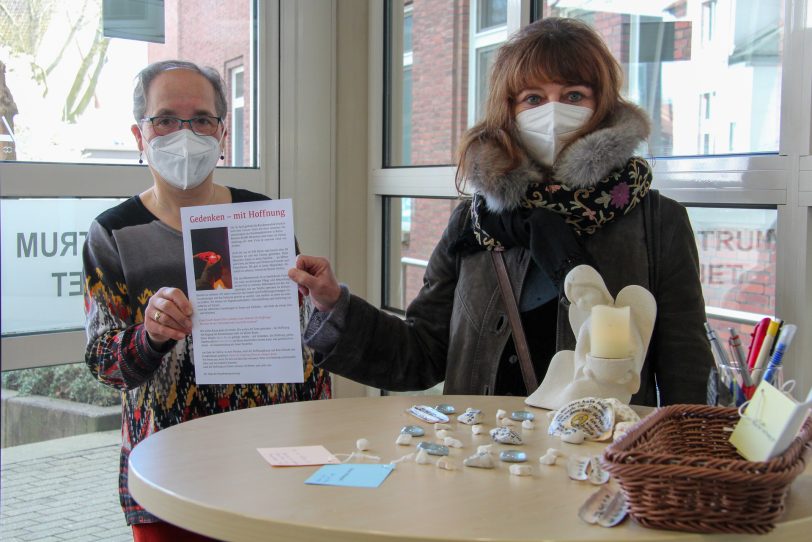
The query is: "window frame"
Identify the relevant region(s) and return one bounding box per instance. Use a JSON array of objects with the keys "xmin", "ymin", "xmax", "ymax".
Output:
[
  {"xmin": 230, "ymin": 65, "xmax": 246, "ymax": 167},
  {"xmin": 0, "ymin": 0, "xmax": 278, "ymax": 371},
  {"xmin": 368, "ymin": 0, "xmax": 812, "ymax": 396}
]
